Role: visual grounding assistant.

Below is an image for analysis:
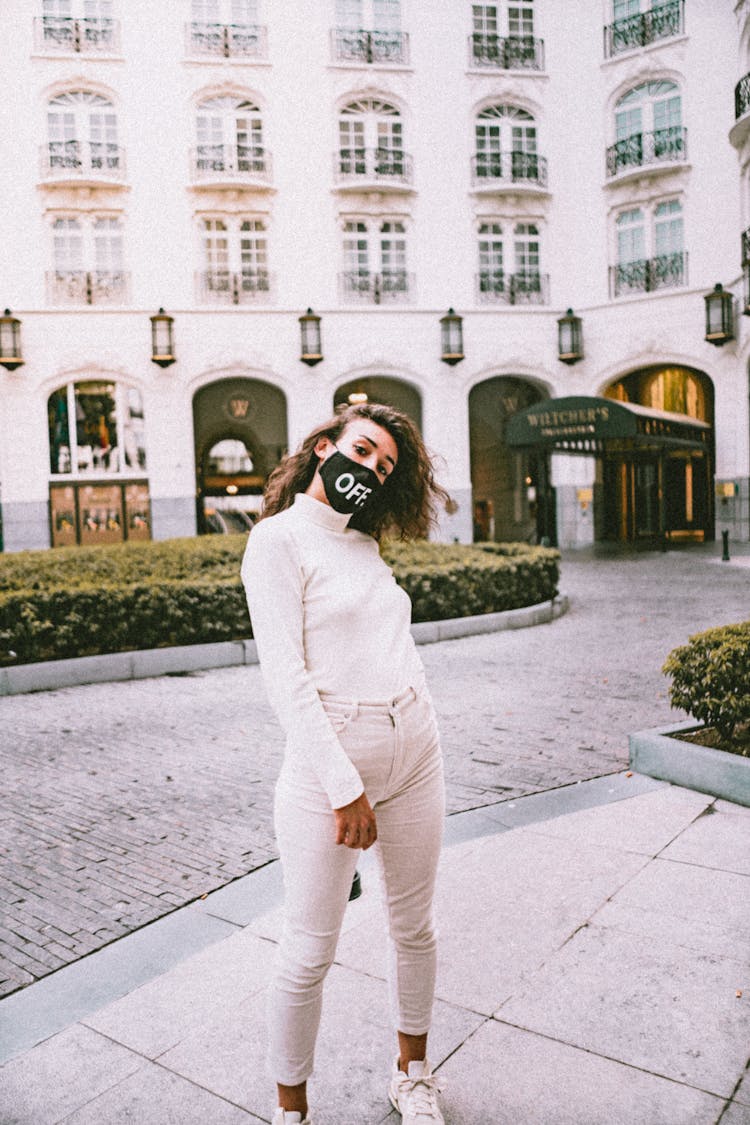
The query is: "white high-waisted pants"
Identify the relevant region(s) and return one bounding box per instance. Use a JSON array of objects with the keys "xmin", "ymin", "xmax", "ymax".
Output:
[{"xmin": 268, "ymin": 686, "xmax": 445, "ymax": 1086}]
